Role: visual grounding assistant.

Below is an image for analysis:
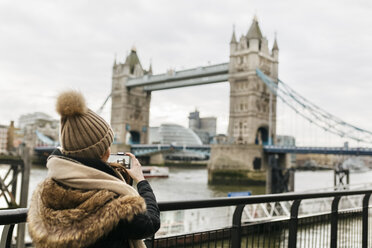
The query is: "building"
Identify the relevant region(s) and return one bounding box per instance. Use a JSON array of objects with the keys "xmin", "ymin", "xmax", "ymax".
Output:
[
  {"xmin": 0, "ymin": 121, "xmax": 23, "ymax": 154},
  {"xmin": 276, "ymin": 135, "xmax": 296, "ymax": 147},
  {"xmin": 0, "ymin": 124, "xmax": 7, "ymax": 154},
  {"xmin": 6, "ymin": 121, "xmax": 15, "ymax": 152},
  {"xmin": 19, "ymin": 112, "xmax": 59, "ymax": 154},
  {"xmin": 19, "ymin": 112, "xmax": 53, "ymax": 129},
  {"xmin": 147, "ymin": 124, "xmax": 207, "ymax": 162},
  {"xmin": 23, "ymin": 119, "xmax": 59, "ymax": 149},
  {"xmin": 149, "ymin": 124, "xmax": 202, "ymax": 146},
  {"xmin": 148, "ymin": 127, "xmax": 161, "ymax": 144},
  {"xmin": 212, "ymin": 134, "xmax": 228, "ymax": 144},
  {"xmin": 188, "ymin": 110, "xmax": 216, "ymax": 144}
]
